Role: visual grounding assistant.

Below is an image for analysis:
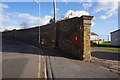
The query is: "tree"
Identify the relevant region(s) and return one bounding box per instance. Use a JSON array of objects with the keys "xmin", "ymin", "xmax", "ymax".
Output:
[
  {"xmin": 3, "ymin": 29, "xmax": 10, "ymax": 32},
  {"xmin": 20, "ymin": 22, "xmax": 28, "ymax": 29}
]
